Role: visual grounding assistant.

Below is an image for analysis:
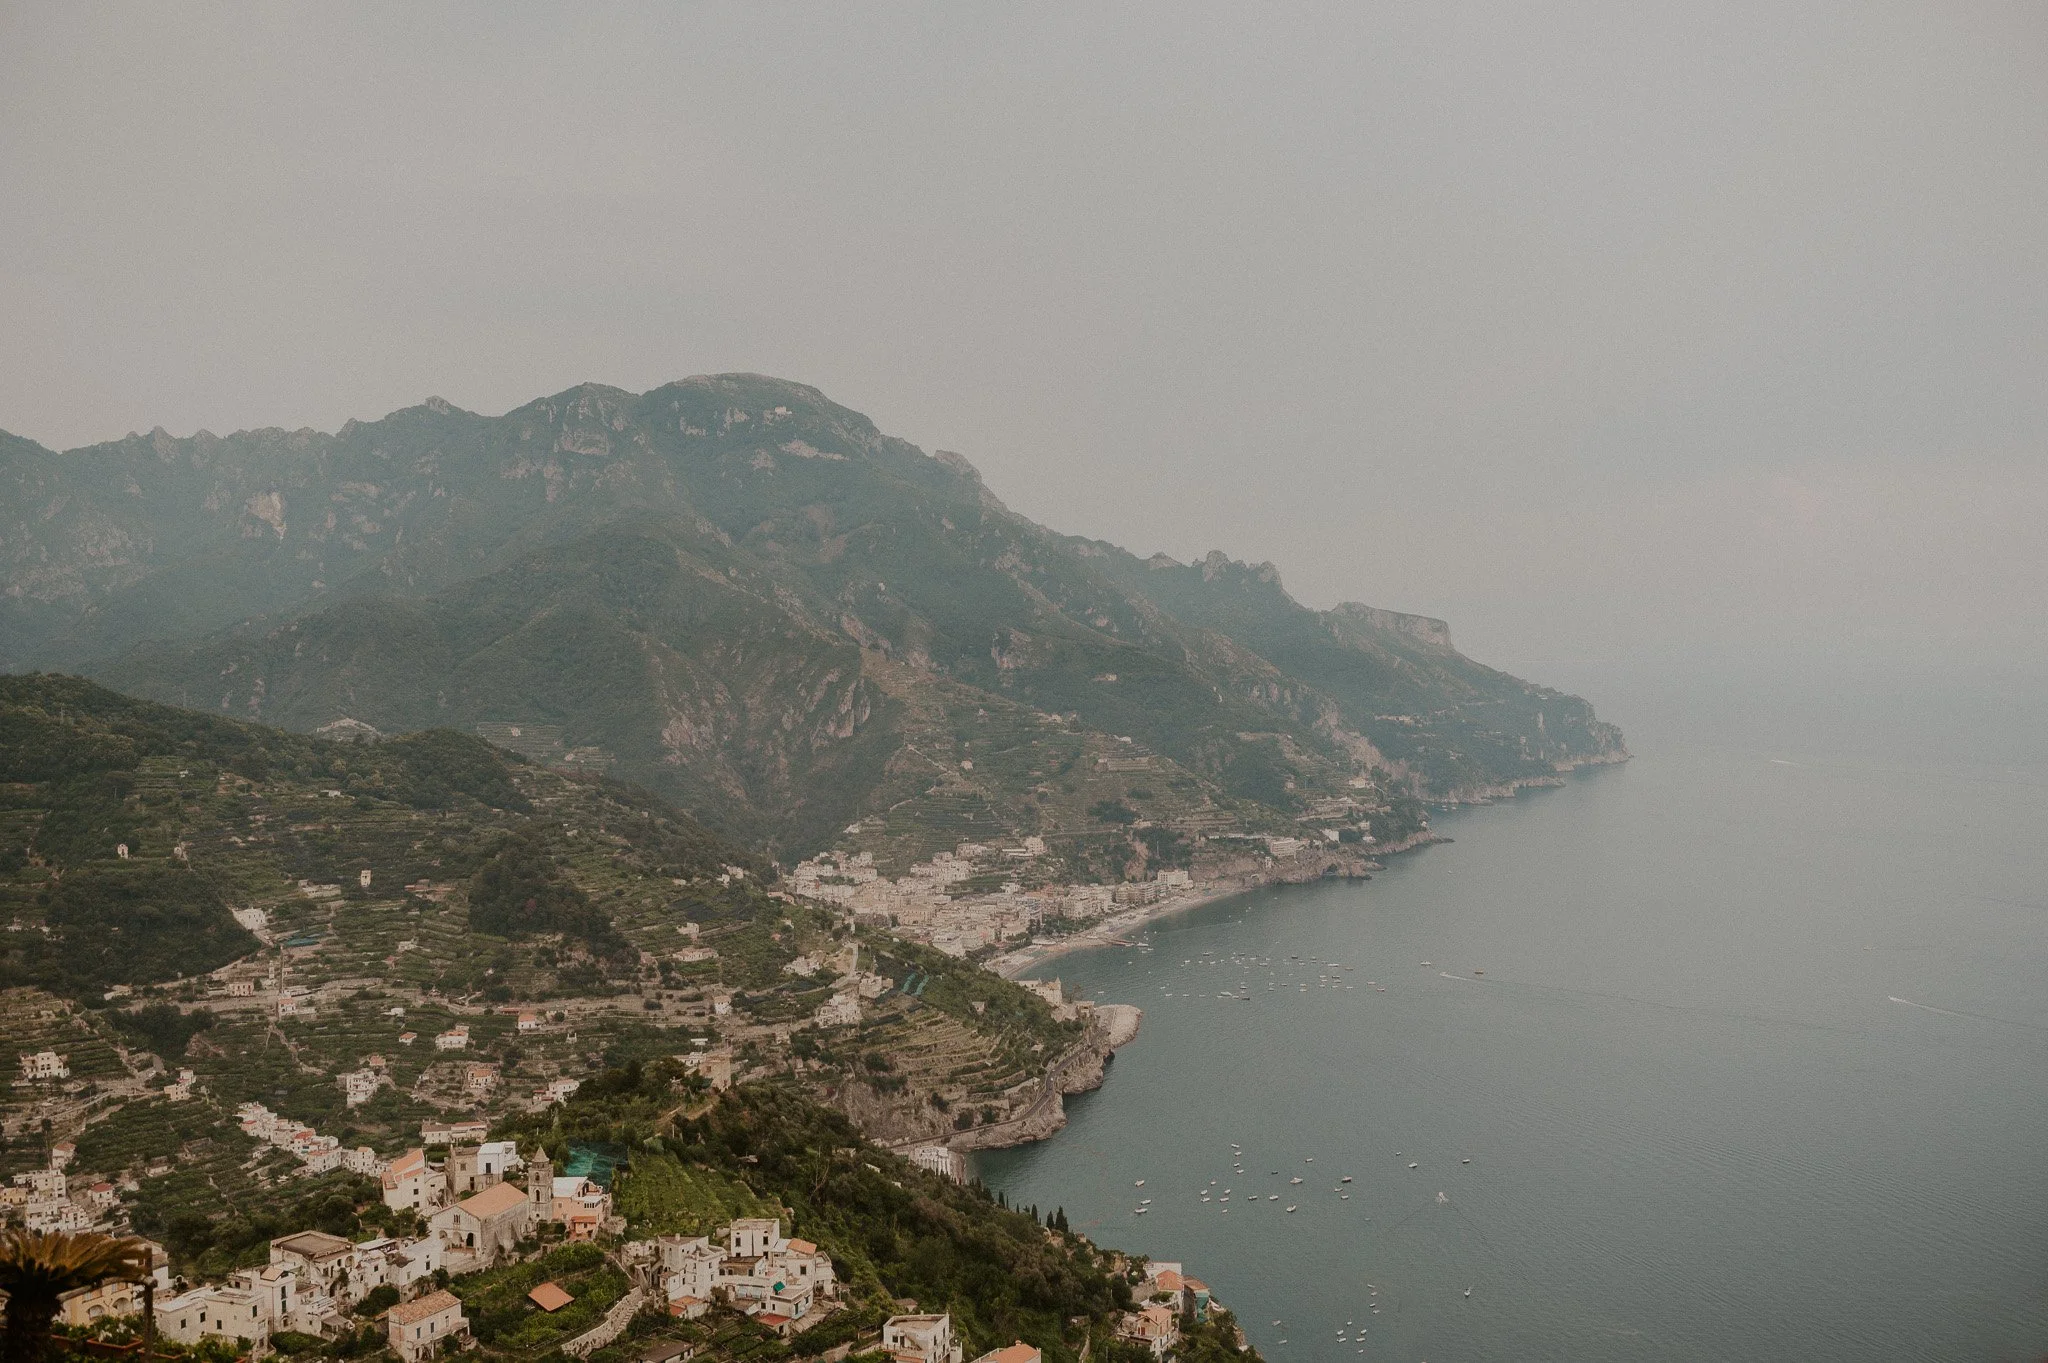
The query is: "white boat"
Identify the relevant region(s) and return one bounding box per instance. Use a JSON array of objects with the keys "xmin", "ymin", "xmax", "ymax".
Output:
[
  {"xmin": 1134, "ymin": 1207, "xmax": 1148, "ymax": 1214},
  {"xmin": 1408, "ymin": 1162, "xmax": 1419, "ymax": 1169},
  {"xmin": 1285, "ymin": 1205, "xmax": 1297, "ymax": 1213},
  {"xmin": 1290, "ymin": 1177, "xmax": 1303, "ymax": 1184},
  {"xmin": 1341, "ymin": 1175, "xmax": 1353, "ymax": 1182}
]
